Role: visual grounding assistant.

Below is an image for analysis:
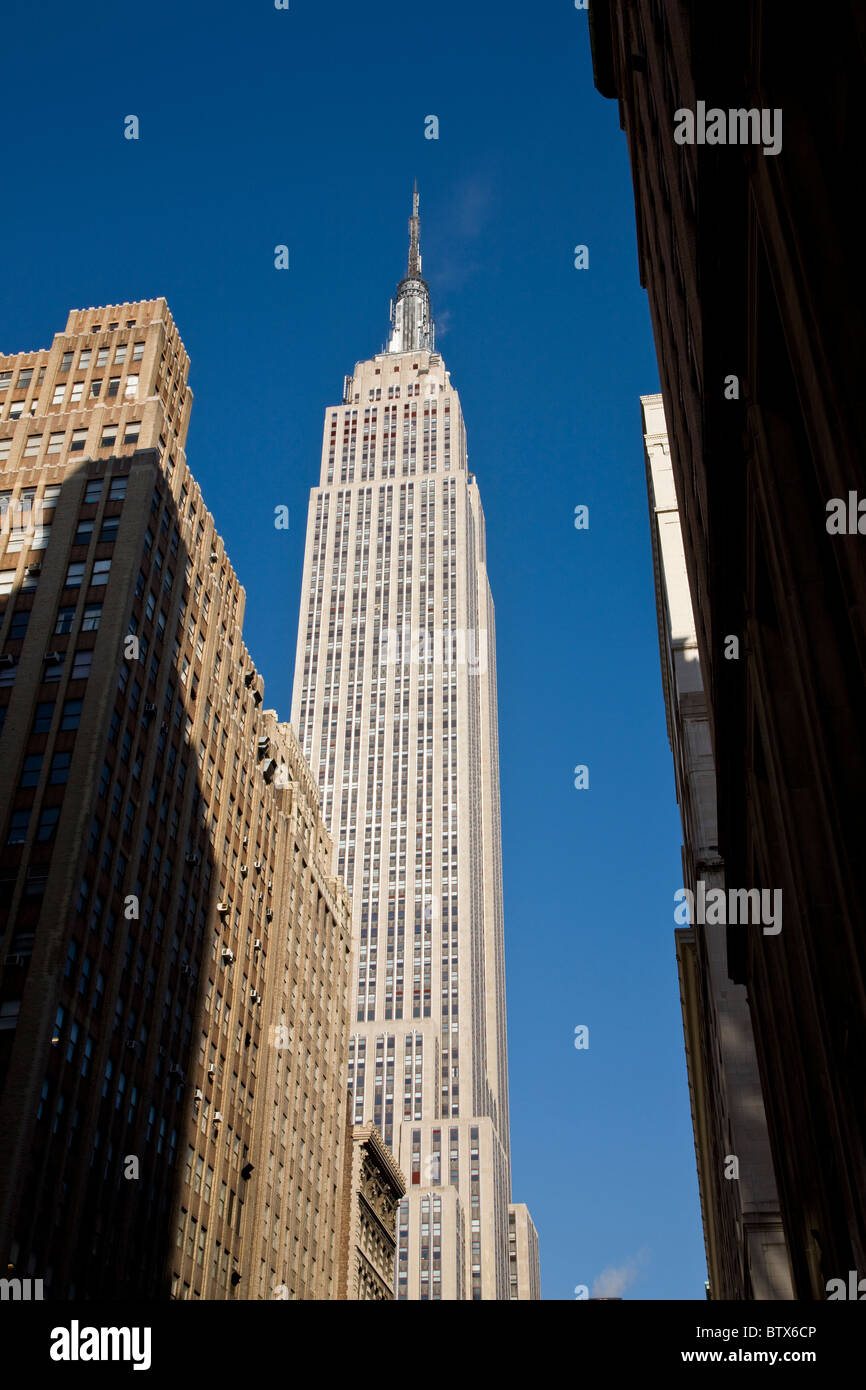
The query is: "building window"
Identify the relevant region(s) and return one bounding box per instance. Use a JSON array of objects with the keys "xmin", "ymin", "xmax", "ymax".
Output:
[
  {"xmin": 73, "ymin": 519, "xmax": 94, "ymax": 547},
  {"xmin": 109, "ymin": 476, "xmax": 127, "ymax": 501},
  {"xmin": 19, "ymin": 754, "xmax": 43, "ymax": 787},
  {"xmin": 81, "ymin": 603, "xmax": 102, "ymax": 632},
  {"xmin": 91, "ymin": 560, "xmax": 111, "ymax": 586},
  {"xmin": 71, "ymin": 650, "xmax": 93, "ymax": 681},
  {"xmin": 36, "ymin": 807, "xmax": 61, "ymax": 842},
  {"xmin": 8, "ymin": 609, "xmax": 30, "ymax": 639},
  {"xmin": 47, "ymin": 432, "xmax": 64, "ymax": 454},
  {"xmin": 84, "ymin": 480, "xmax": 102, "ymax": 504},
  {"xmin": 61, "ymin": 699, "xmax": 82, "ymax": 730},
  {"xmin": 50, "ymin": 751, "xmax": 72, "ymax": 785},
  {"xmin": 70, "ymin": 429, "xmax": 88, "ymax": 452},
  {"xmin": 33, "ymin": 701, "xmax": 55, "ymax": 733},
  {"xmin": 6, "ymin": 810, "xmax": 30, "ymax": 844},
  {"xmin": 98, "ymin": 518, "xmax": 119, "ymax": 544}
]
